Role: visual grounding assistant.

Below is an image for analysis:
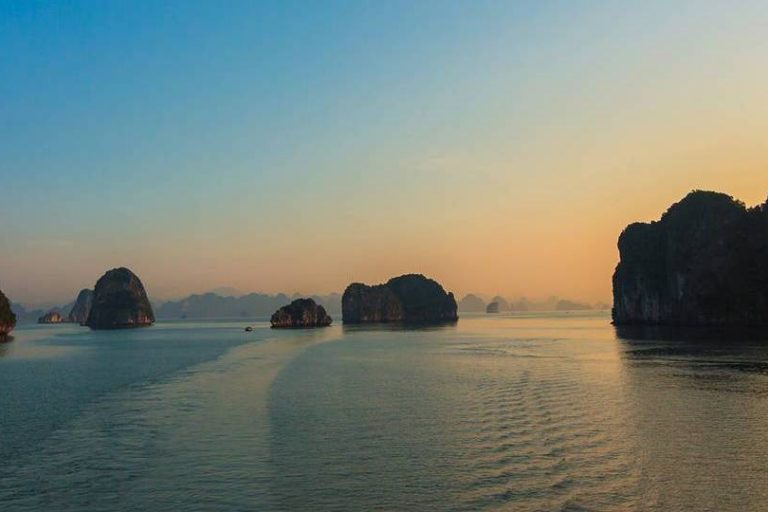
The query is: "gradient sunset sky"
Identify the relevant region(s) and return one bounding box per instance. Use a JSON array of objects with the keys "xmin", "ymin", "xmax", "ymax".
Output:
[{"xmin": 2, "ymin": 1, "xmax": 768, "ymax": 304}]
